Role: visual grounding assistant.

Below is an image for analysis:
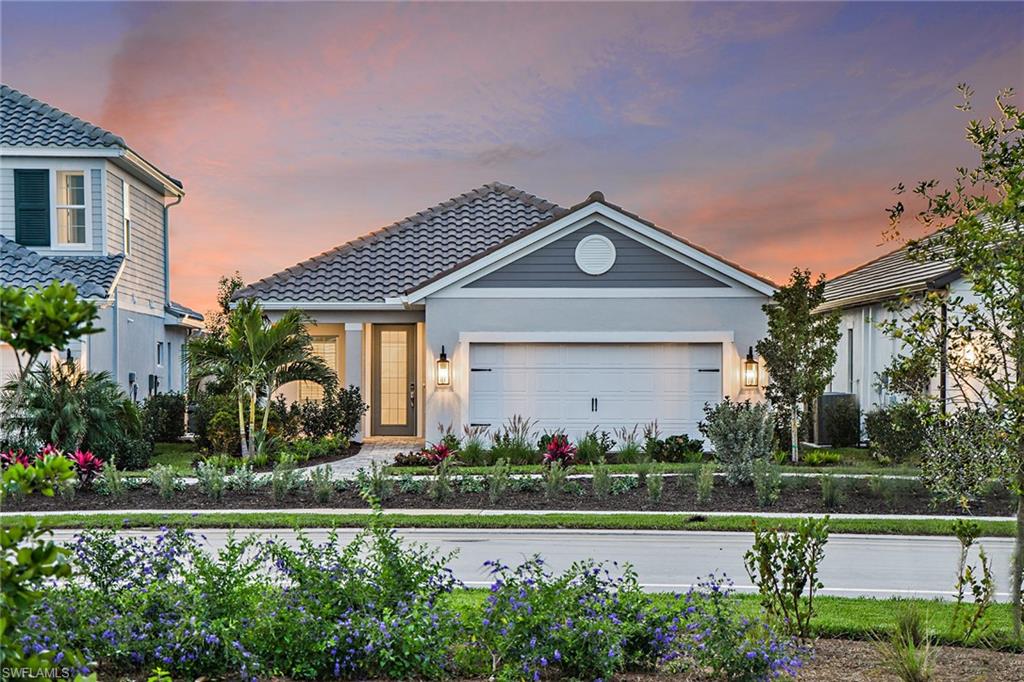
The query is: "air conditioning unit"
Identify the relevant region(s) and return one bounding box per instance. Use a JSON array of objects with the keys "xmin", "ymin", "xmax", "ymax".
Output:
[{"xmin": 814, "ymin": 392, "xmax": 857, "ymax": 446}]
